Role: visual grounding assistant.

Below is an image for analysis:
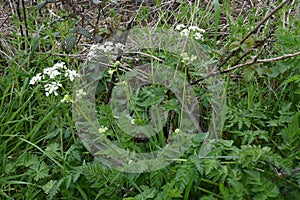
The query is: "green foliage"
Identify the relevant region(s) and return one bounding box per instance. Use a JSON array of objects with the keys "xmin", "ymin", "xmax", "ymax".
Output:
[{"xmin": 1, "ymin": 0, "xmax": 300, "ymax": 199}]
